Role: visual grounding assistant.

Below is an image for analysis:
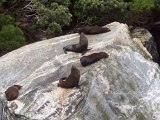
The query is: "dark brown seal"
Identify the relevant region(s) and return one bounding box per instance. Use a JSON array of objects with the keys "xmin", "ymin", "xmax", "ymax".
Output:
[
  {"xmin": 63, "ymin": 32, "xmax": 91, "ymax": 54},
  {"xmin": 77, "ymin": 26, "xmax": 110, "ymax": 34},
  {"xmin": 5, "ymin": 85, "xmax": 22, "ymax": 101},
  {"xmin": 80, "ymin": 52, "xmax": 109, "ymax": 67},
  {"xmin": 58, "ymin": 66, "xmax": 80, "ymax": 88}
]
